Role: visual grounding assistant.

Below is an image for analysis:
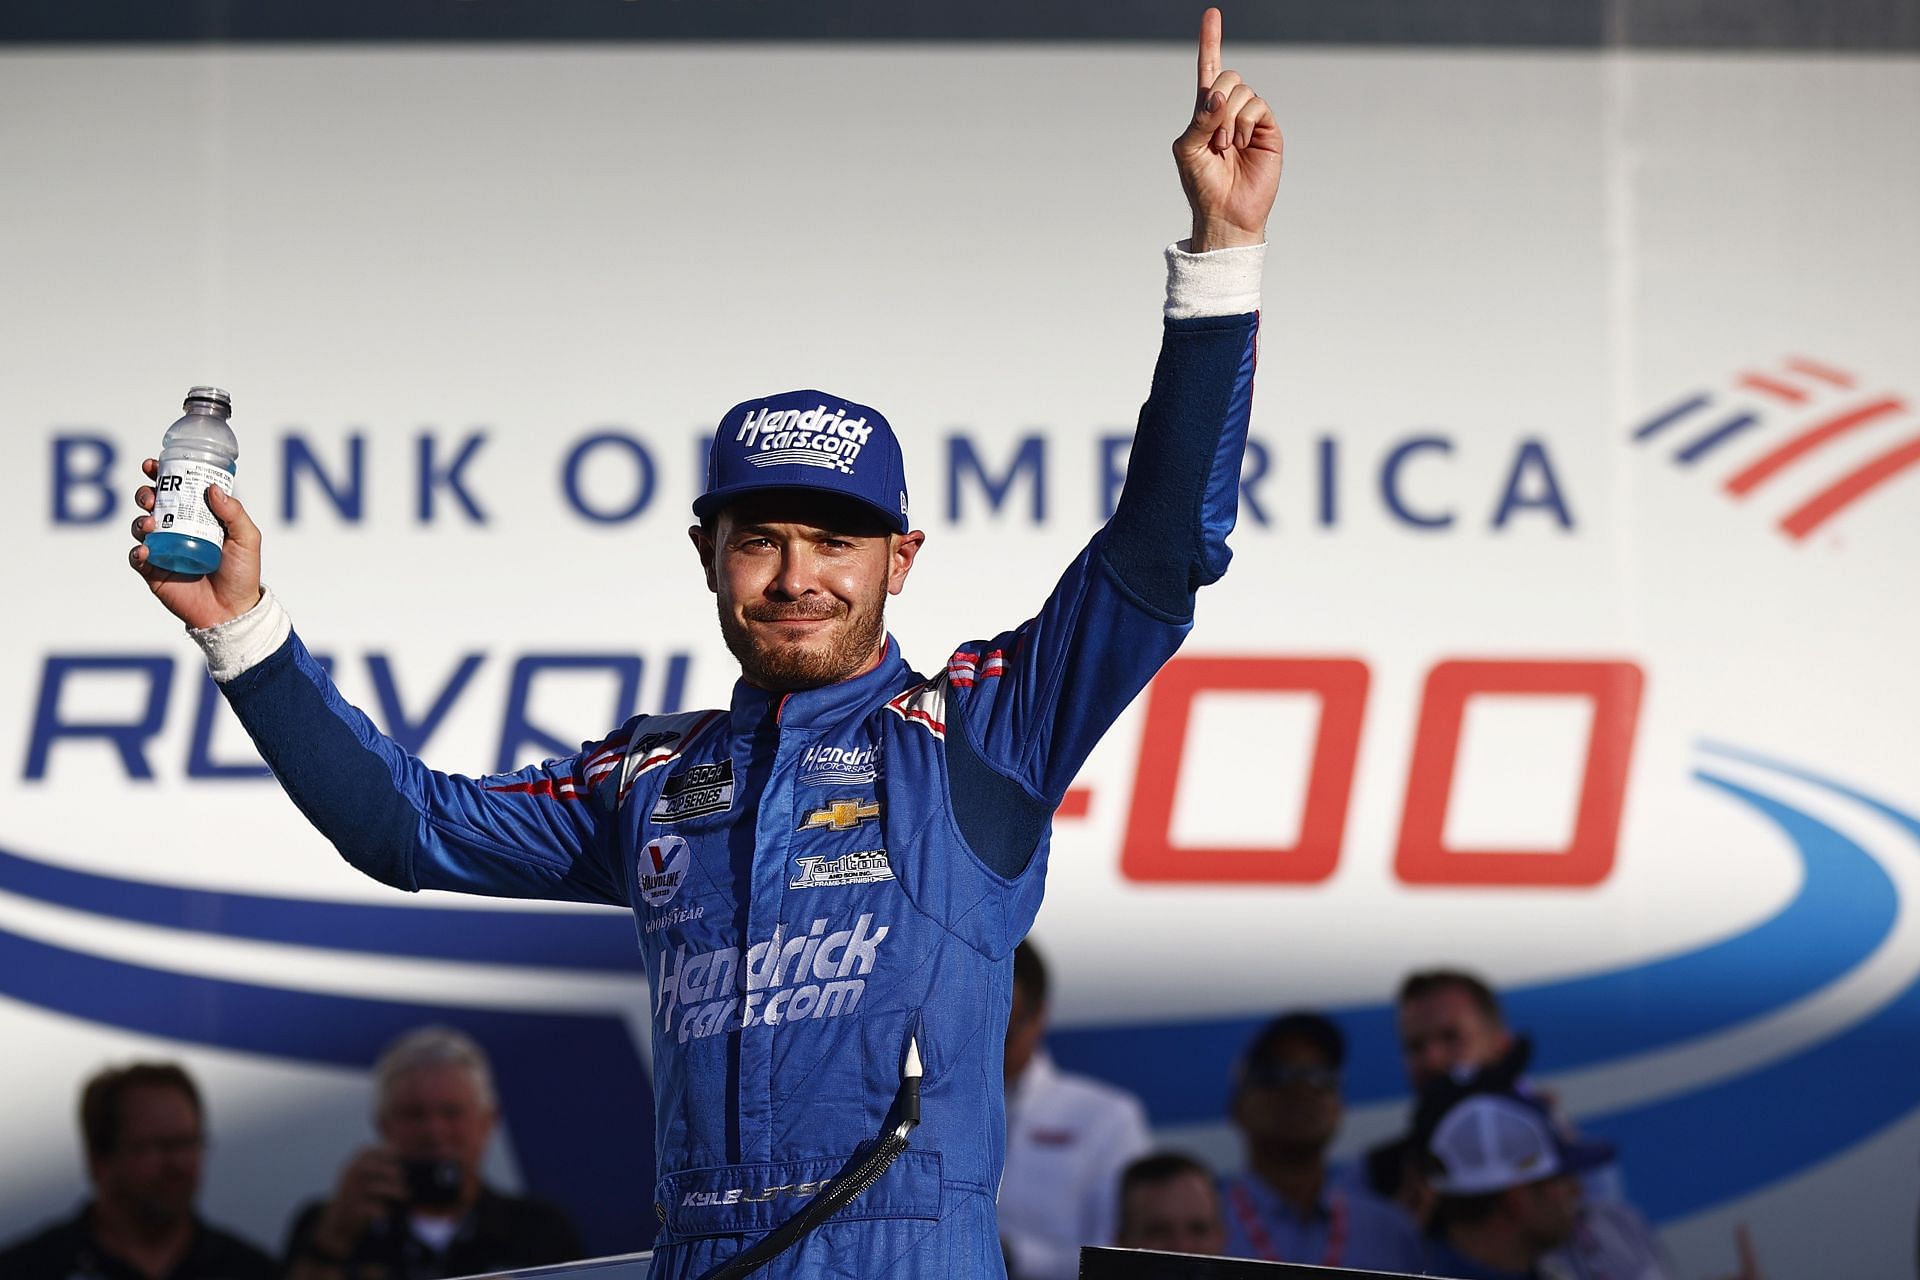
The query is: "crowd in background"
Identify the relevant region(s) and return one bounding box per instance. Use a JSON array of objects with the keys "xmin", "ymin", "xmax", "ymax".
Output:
[
  {"xmin": 0, "ymin": 1029, "xmax": 579, "ymax": 1280},
  {"xmin": 1001, "ymin": 942, "xmax": 1765, "ymax": 1280},
  {"xmin": 0, "ymin": 950, "xmax": 1765, "ymax": 1280}
]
